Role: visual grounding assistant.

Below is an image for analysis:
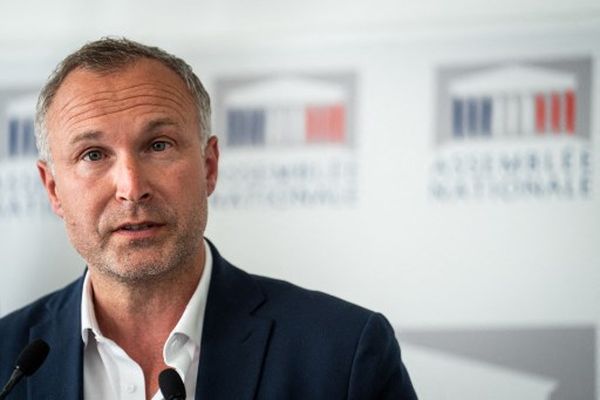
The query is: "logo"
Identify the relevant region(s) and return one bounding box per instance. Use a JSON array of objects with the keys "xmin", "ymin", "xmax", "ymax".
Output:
[
  {"xmin": 211, "ymin": 73, "xmax": 357, "ymax": 209},
  {"xmin": 222, "ymin": 76, "xmax": 349, "ymax": 147},
  {"xmin": 0, "ymin": 89, "xmax": 51, "ymax": 219},
  {"xmin": 0, "ymin": 94, "xmax": 38, "ymax": 161},
  {"xmin": 430, "ymin": 57, "xmax": 593, "ymax": 201}
]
